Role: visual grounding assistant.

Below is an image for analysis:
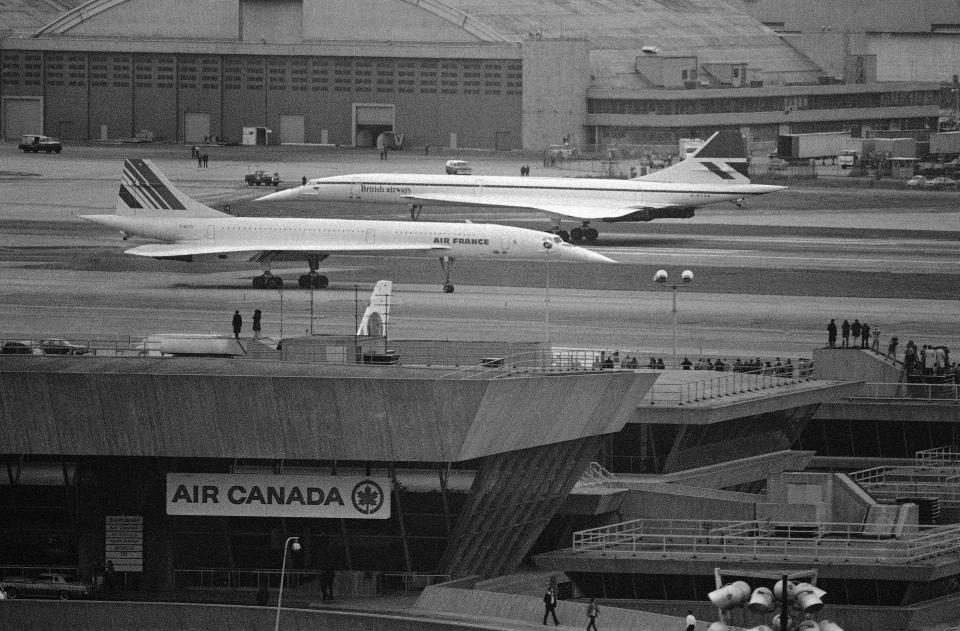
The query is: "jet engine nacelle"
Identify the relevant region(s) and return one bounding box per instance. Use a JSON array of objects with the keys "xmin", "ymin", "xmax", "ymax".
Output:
[
  {"xmin": 681, "ymin": 269, "xmax": 694, "ymax": 283},
  {"xmin": 796, "ymin": 620, "xmax": 820, "ymax": 631},
  {"xmin": 653, "ymin": 269, "xmax": 668, "ymax": 283},
  {"xmin": 748, "ymin": 587, "xmax": 775, "ymax": 613},
  {"xmin": 706, "ymin": 622, "xmax": 730, "ymax": 631},
  {"xmin": 746, "ymin": 626, "xmax": 774, "ymax": 631},
  {"xmin": 708, "ymin": 580, "xmax": 751, "ymax": 610},
  {"xmin": 818, "ymin": 621, "xmax": 844, "ymax": 631}
]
